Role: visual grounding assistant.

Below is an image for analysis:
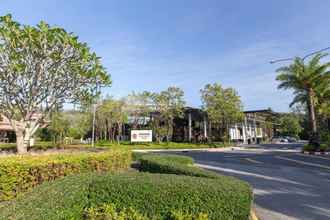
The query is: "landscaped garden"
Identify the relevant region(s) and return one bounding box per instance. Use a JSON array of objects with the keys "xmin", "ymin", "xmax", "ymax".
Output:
[
  {"xmin": 0, "ymin": 152, "xmax": 253, "ymax": 220},
  {"xmin": 0, "ymin": 141, "xmax": 231, "ymax": 155}
]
